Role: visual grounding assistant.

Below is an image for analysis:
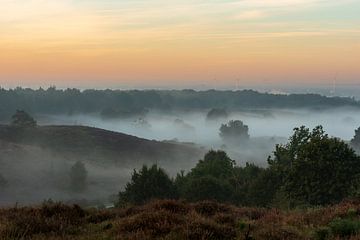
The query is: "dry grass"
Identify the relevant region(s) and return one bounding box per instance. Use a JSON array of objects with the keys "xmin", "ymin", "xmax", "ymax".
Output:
[{"xmin": 2, "ymin": 199, "xmax": 360, "ymax": 239}]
